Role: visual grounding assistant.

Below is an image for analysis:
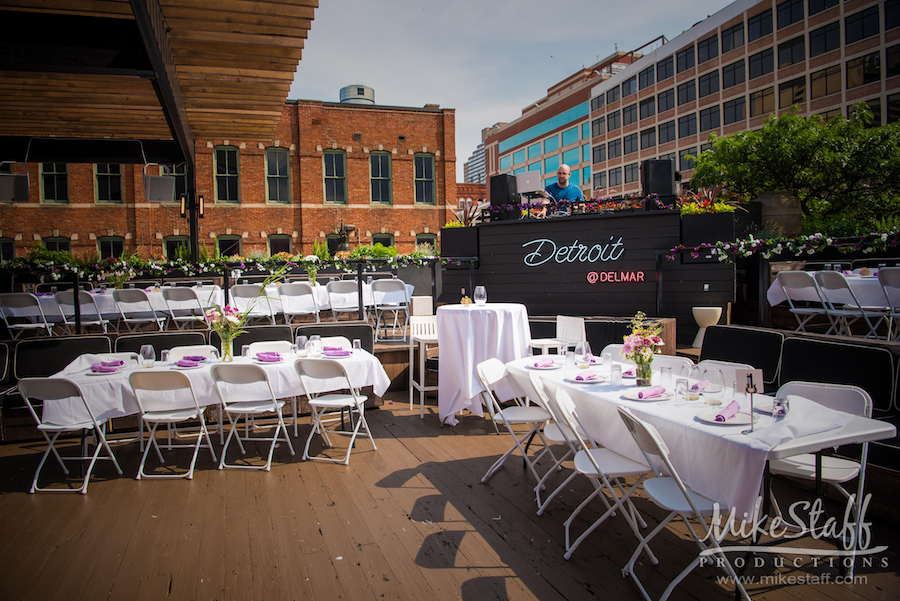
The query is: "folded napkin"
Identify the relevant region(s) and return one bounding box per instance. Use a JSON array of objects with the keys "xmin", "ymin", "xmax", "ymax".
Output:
[
  {"xmin": 90, "ymin": 289, "xmax": 103, "ymax": 294},
  {"xmin": 715, "ymin": 400, "xmax": 741, "ymax": 422},
  {"xmin": 183, "ymin": 355, "xmax": 207, "ymax": 362},
  {"xmin": 91, "ymin": 364, "xmax": 118, "ymax": 373},
  {"xmin": 324, "ymin": 349, "xmax": 352, "ymax": 357},
  {"xmin": 691, "ymin": 379, "xmax": 710, "ymax": 392},
  {"xmin": 575, "ymin": 370, "xmax": 598, "ymax": 381},
  {"xmin": 256, "ymin": 351, "xmax": 281, "ymax": 358},
  {"xmin": 255, "ymin": 353, "xmax": 282, "ymax": 362},
  {"xmin": 36, "ymin": 292, "xmax": 53, "ymax": 297},
  {"xmin": 638, "ymin": 385, "xmax": 667, "ymax": 399},
  {"xmin": 323, "ymin": 346, "xmax": 343, "ymax": 351},
  {"xmin": 623, "ymin": 369, "xmax": 635, "ymax": 377},
  {"xmin": 534, "ymin": 358, "xmax": 555, "ymax": 368},
  {"xmin": 101, "ymin": 359, "xmax": 125, "ymax": 367},
  {"xmin": 177, "ymin": 359, "xmax": 200, "ymax": 368}
]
